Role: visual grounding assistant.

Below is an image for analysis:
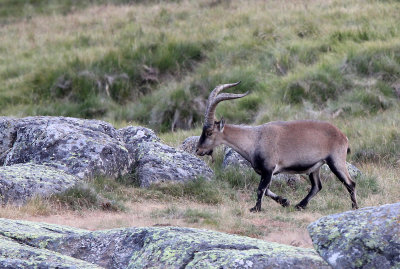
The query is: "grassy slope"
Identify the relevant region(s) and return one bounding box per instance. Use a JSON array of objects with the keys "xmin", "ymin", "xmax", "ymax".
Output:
[{"xmin": 0, "ymin": 0, "xmax": 399, "ymax": 247}]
